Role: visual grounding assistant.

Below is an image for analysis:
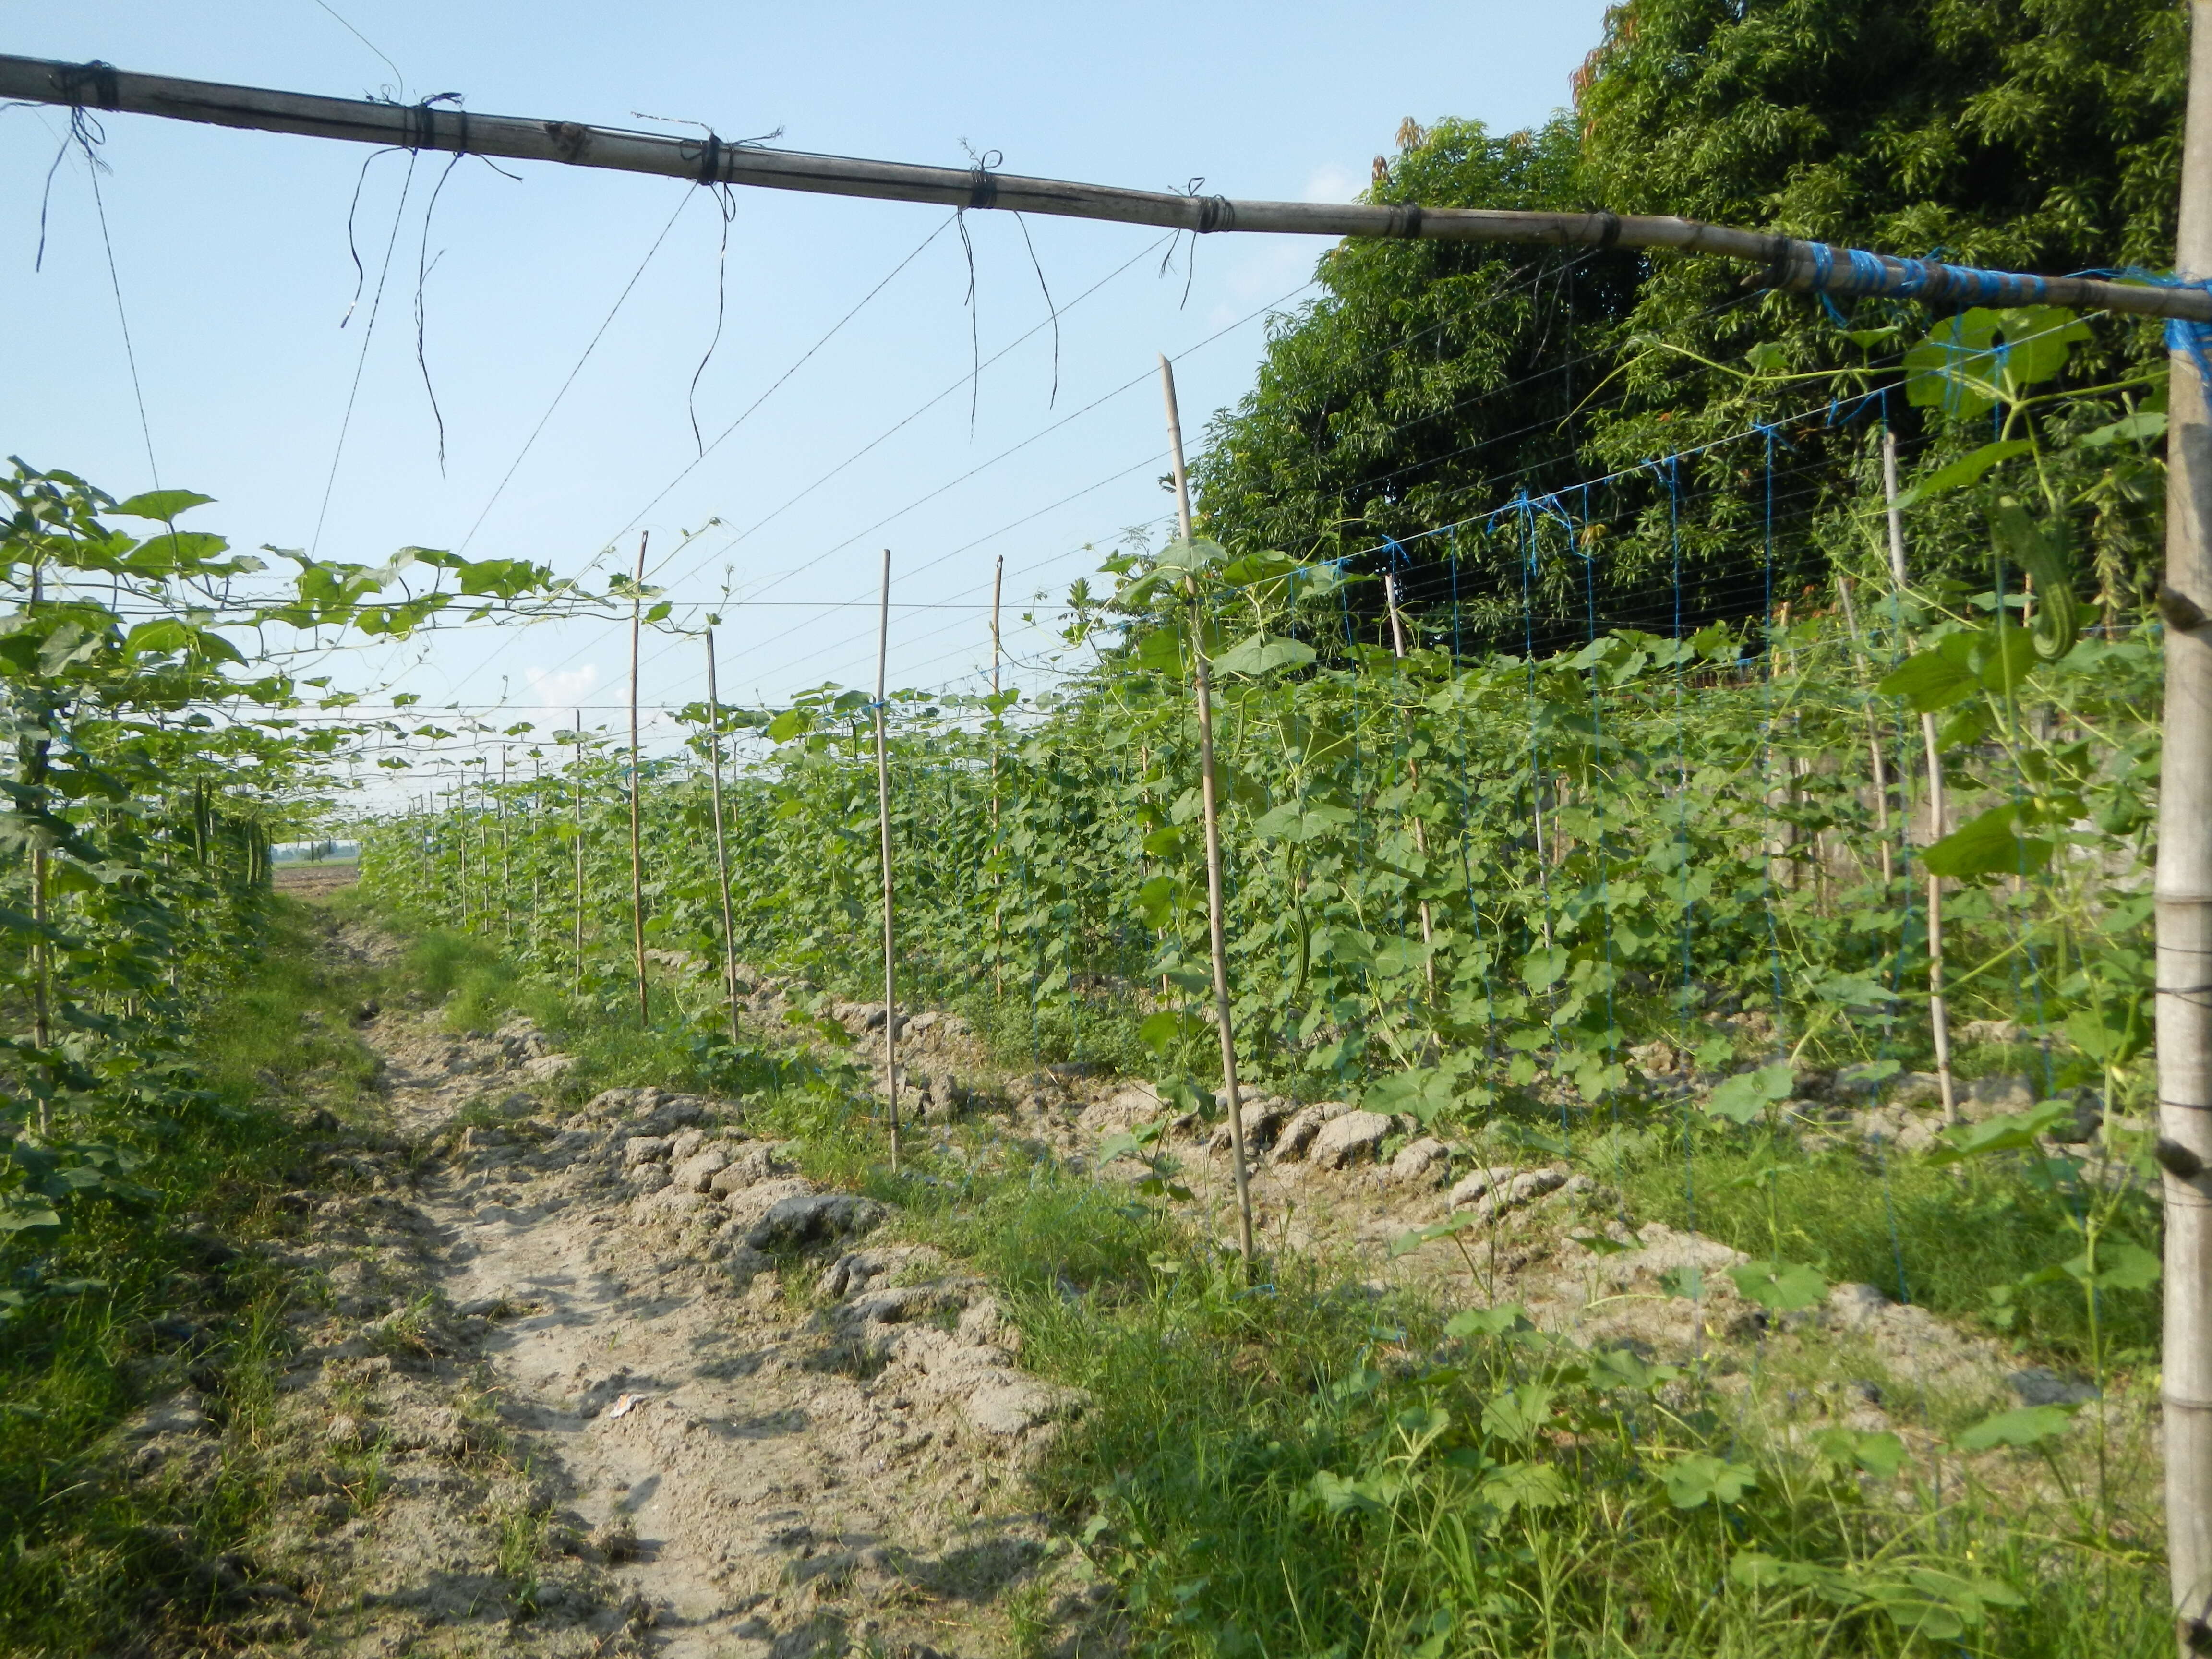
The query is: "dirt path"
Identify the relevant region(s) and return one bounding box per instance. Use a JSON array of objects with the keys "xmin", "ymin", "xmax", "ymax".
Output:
[
  {"xmin": 237, "ymin": 926, "xmax": 1090, "ymax": 1659},
  {"xmin": 142, "ymin": 916, "xmax": 2081, "ymax": 1657}
]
